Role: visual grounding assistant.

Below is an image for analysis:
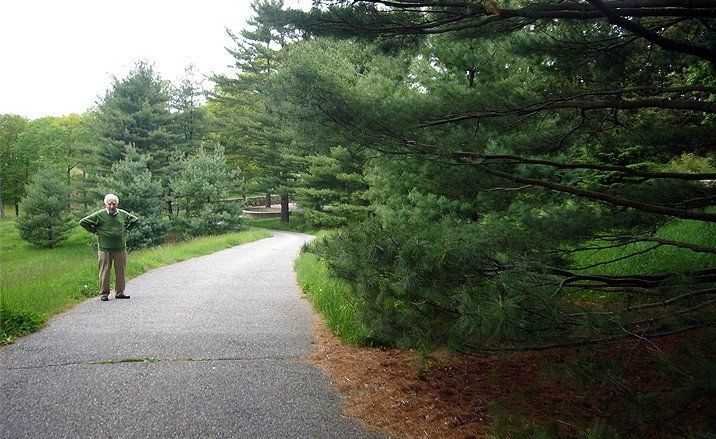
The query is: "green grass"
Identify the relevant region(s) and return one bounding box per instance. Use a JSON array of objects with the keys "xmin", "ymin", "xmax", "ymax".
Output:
[
  {"xmin": 294, "ymin": 232, "xmax": 375, "ymax": 346},
  {"xmin": 100, "ymin": 357, "xmax": 159, "ymax": 364},
  {"xmin": 0, "ymin": 217, "xmax": 270, "ymax": 343},
  {"xmin": 245, "ymin": 212, "xmax": 321, "ymax": 234},
  {"xmin": 571, "ymin": 217, "xmax": 716, "ymax": 275}
]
